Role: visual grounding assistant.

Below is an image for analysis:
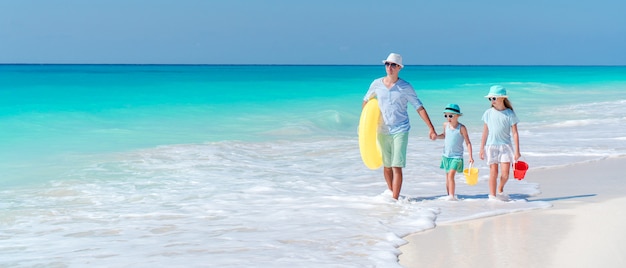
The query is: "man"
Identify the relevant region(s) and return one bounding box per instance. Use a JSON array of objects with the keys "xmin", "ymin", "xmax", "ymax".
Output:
[{"xmin": 362, "ymin": 53, "xmax": 437, "ymax": 200}]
